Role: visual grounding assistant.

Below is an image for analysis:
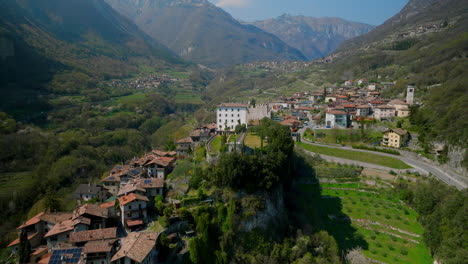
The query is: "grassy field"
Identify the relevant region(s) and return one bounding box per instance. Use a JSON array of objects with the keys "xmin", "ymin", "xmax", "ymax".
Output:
[
  {"xmin": 244, "ymin": 133, "xmax": 267, "ymax": 148},
  {"xmin": 296, "ymin": 142, "xmax": 411, "ymax": 169},
  {"xmin": 211, "ymin": 136, "xmax": 222, "ymax": 153},
  {"xmin": 312, "ymin": 129, "xmax": 383, "ymax": 145},
  {"xmin": 110, "ymin": 93, "xmax": 147, "ymax": 105},
  {"xmin": 174, "ymin": 93, "xmax": 204, "ymax": 104}
]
